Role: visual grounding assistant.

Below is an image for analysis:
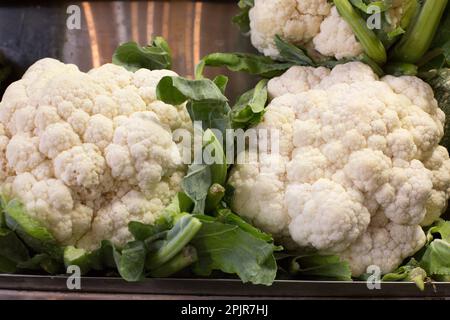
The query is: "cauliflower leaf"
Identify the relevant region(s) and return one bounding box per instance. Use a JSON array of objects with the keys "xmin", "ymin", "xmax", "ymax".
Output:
[
  {"xmin": 191, "ymin": 214, "xmax": 278, "ymax": 286},
  {"xmin": 382, "ymin": 258, "xmax": 427, "ymax": 290},
  {"xmin": 112, "ymin": 37, "xmax": 172, "ymax": 71},
  {"xmin": 4, "ymin": 199, "xmax": 62, "ymax": 260}
]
